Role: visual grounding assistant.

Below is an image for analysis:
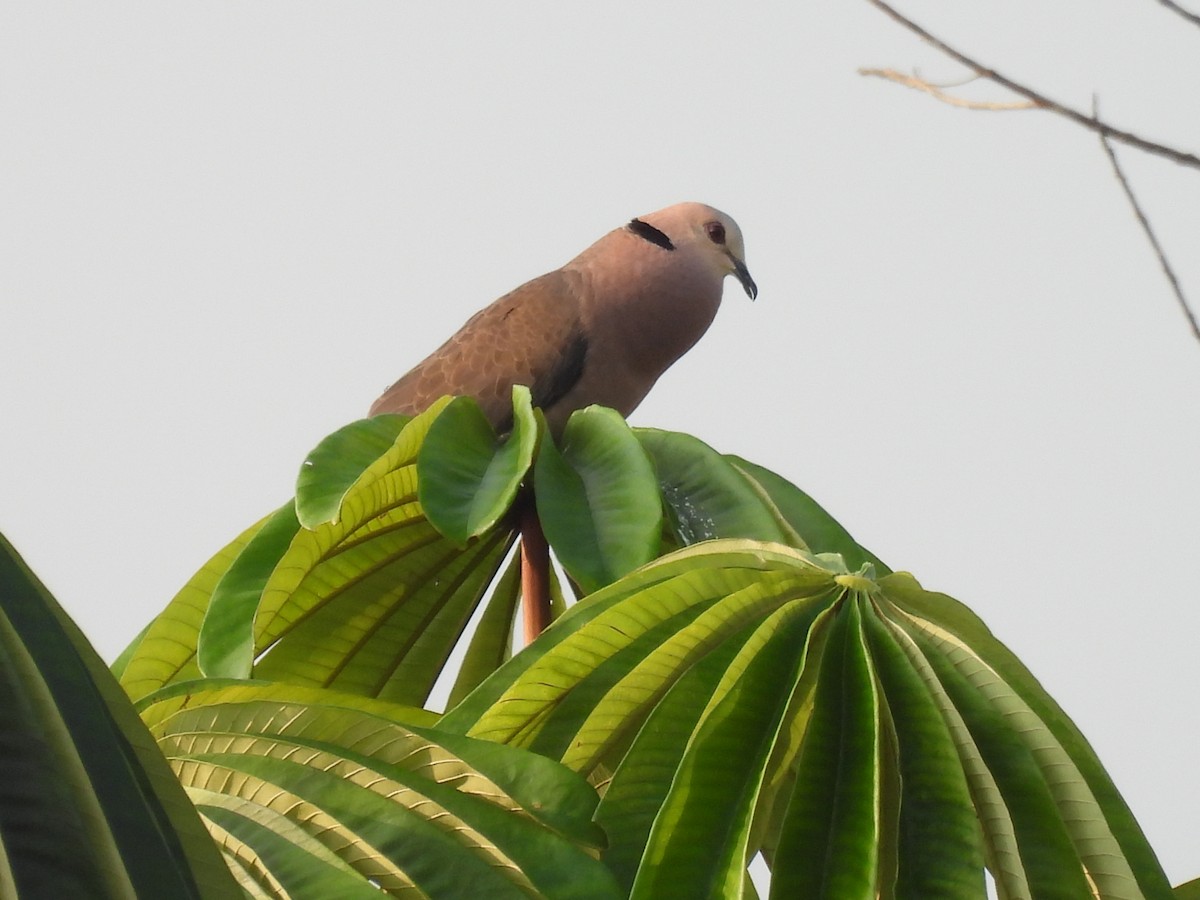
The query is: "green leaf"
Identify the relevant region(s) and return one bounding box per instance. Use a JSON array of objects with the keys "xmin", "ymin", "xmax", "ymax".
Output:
[
  {"xmin": 635, "ymin": 429, "xmax": 795, "ymax": 546},
  {"xmin": 249, "ymin": 397, "xmax": 514, "ymax": 704},
  {"xmin": 115, "ymin": 392, "xmax": 1174, "ymax": 899},
  {"xmin": 143, "ymin": 678, "xmax": 606, "ymax": 854},
  {"xmin": 147, "ymin": 399, "xmax": 517, "ymax": 706},
  {"xmin": 440, "ymin": 538, "xmax": 1171, "ymax": 896},
  {"xmin": 882, "ymin": 573, "xmax": 1173, "ymax": 898},
  {"xmin": 1176, "ymin": 878, "xmax": 1200, "ymax": 900},
  {"xmin": 909, "ymin": 612, "xmax": 1154, "ymax": 898},
  {"xmin": 196, "ymin": 793, "xmax": 384, "ymax": 899},
  {"xmin": 535, "ymin": 406, "xmax": 661, "ymax": 593},
  {"xmin": 406, "ymin": 725, "xmax": 610, "ymax": 852},
  {"xmin": 629, "ymin": 600, "xmax": 832, "ymax": 900},
  {"xmin": 901, "ymin": 618, "xmax": 1094, "ymax": 898},
  {"xmin": 197, "ymin": 502, "xmax": 301, "ymax": 679},
  {"xmin": 418, "ymin": 386, "xmax": 537, "ymax": 544},
  {"xmin": 770, "ymin": 597, "xmax": 882, "ymax": 898},
  {"xmin": 252, "ymin": 521, "xmax": 513, "ymax": 704},
  {"xmin": 444, "ymin": 541, "xmax": 835, "ymax": 747},
  {"xmin": 595, "ymin": 616, "xmax": 762, "ymax": 891},
  {"xmin": 109, "ymin": 620, "xmax": 151, "ymax": 681},
  {"xmin": 0, "ymin": 532, "xmax": 241, "ymax": 900},
  {"xmin": 726, "ymin": 455, "xmax": 889, "ymax": 574},
  {"xmin": 446, "ymin": 550, "xmax": 524, "ymax": 707},
  {"xmin": 862, "ymin": 607, "xmax": 984, "ymax": 897},
  {"xmin": 154, "ymin": 696, "xmax": 620, "ymax": 898},
  {"xmin": 525, "ymin": 596, "xmax": 722, "ymax": 767},
  {"xmin": 135, "ymin": 680, "xmax": 439, "ymax": 732},
  {"xmin": 294, "ymin": 414, "xmax": 409, "ymax": 528},
  {"xmin": 119, "ymin": 515, "xmax": 270, "ymax": 701}
]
